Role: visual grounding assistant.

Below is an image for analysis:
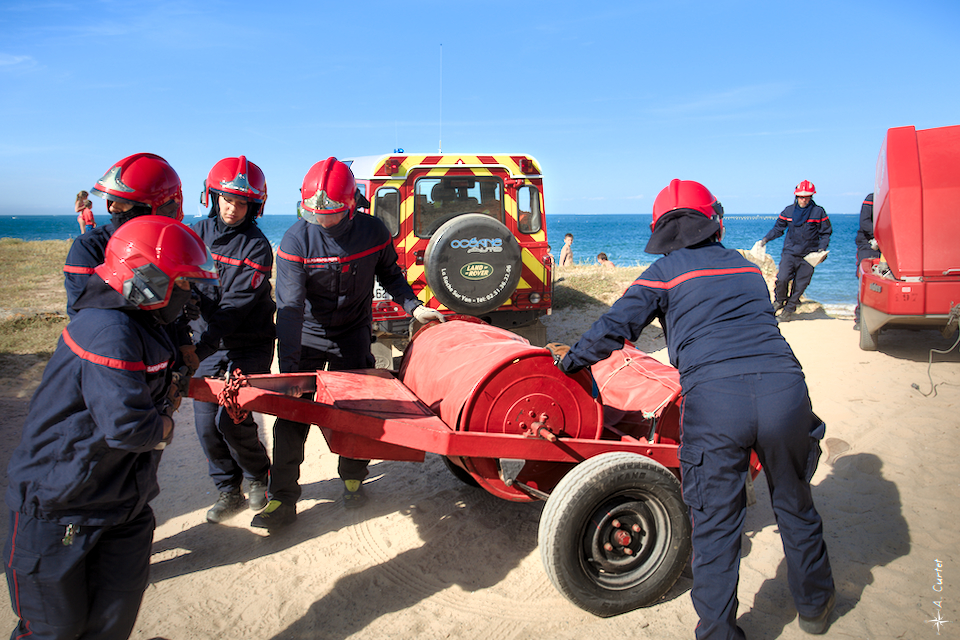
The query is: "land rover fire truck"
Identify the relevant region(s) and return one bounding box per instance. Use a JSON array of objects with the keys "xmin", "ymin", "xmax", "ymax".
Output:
[{"xmin": 344, "ymin": 153, "xmax": 553, "ymax": 367}]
